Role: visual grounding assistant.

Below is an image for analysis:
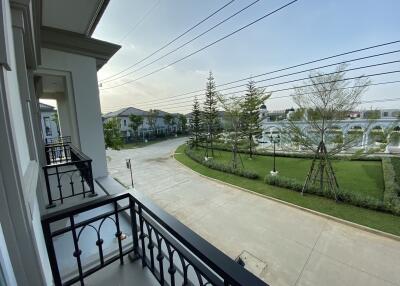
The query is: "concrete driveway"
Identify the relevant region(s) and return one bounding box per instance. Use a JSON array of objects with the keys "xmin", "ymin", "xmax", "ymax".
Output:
[{"xmin": 106, "ymin": 138, "xmax": 400, "ymax": 286}]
